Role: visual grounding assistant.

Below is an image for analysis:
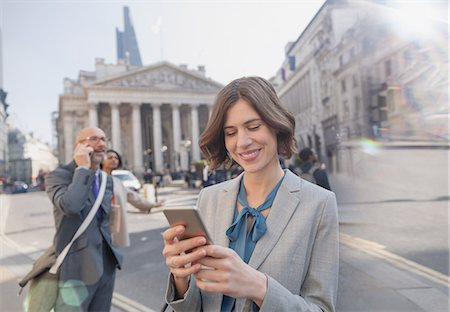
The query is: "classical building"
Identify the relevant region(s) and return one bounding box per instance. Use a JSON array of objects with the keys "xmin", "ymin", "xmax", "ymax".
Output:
[
  {"xmin": 57, "ymin": 59, "xmax": 222, "ymax": 175},
  {"xmin": 274, "ymin": 0, "xmax": 448, "ymax": 173}
]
